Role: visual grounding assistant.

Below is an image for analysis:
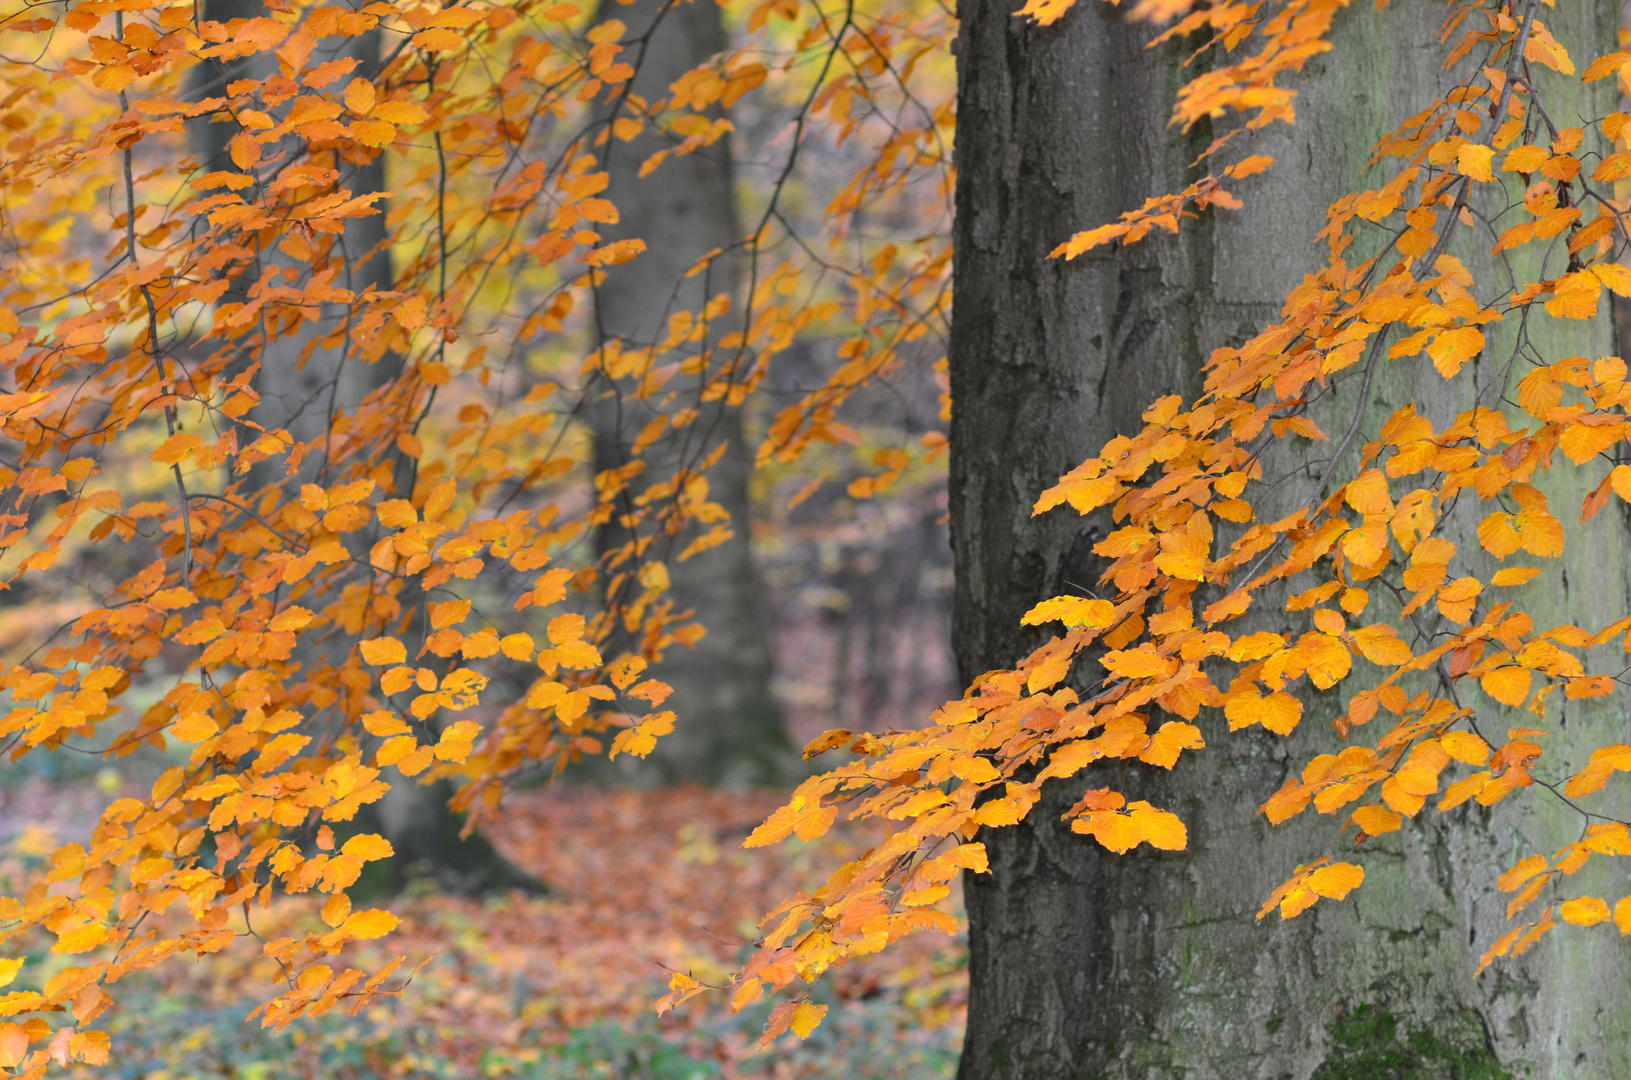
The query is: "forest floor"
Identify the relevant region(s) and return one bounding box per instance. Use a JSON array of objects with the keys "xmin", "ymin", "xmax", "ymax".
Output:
[{"xmin": 0, "ymin": 780, "xmax": 966, "ymax": 1080}]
